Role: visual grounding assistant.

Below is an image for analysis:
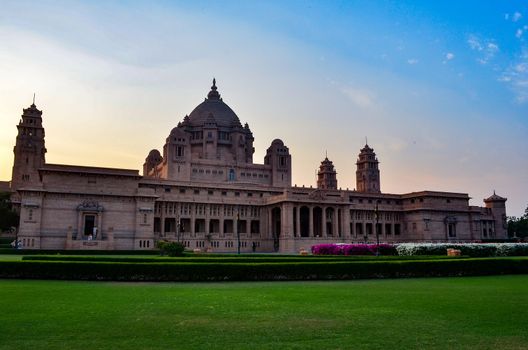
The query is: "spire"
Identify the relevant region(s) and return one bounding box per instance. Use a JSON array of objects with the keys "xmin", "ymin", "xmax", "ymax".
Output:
[
  {"xmin": 32, "ymin": 93, "xmax": 36, "ymax": 107},
  {"xmin": 207, "ymin": 78, "xmax": 221, "ymax": 100}
]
